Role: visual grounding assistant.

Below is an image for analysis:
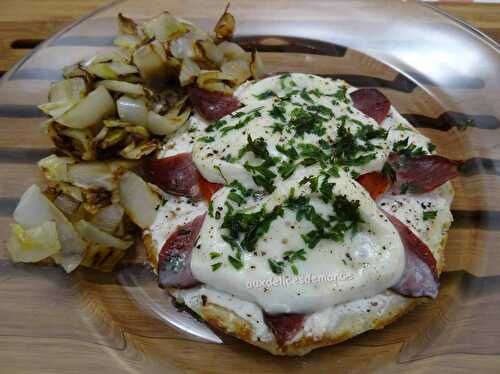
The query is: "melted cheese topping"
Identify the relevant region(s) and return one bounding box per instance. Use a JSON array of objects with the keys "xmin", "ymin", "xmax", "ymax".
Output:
[
  {"xmin": 148, "ymin": 74, "xmax": 450, "ymax": 319},
  {"xmin": 192, "ymin": 168, "xmax": 404, "ymax": 314}
]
